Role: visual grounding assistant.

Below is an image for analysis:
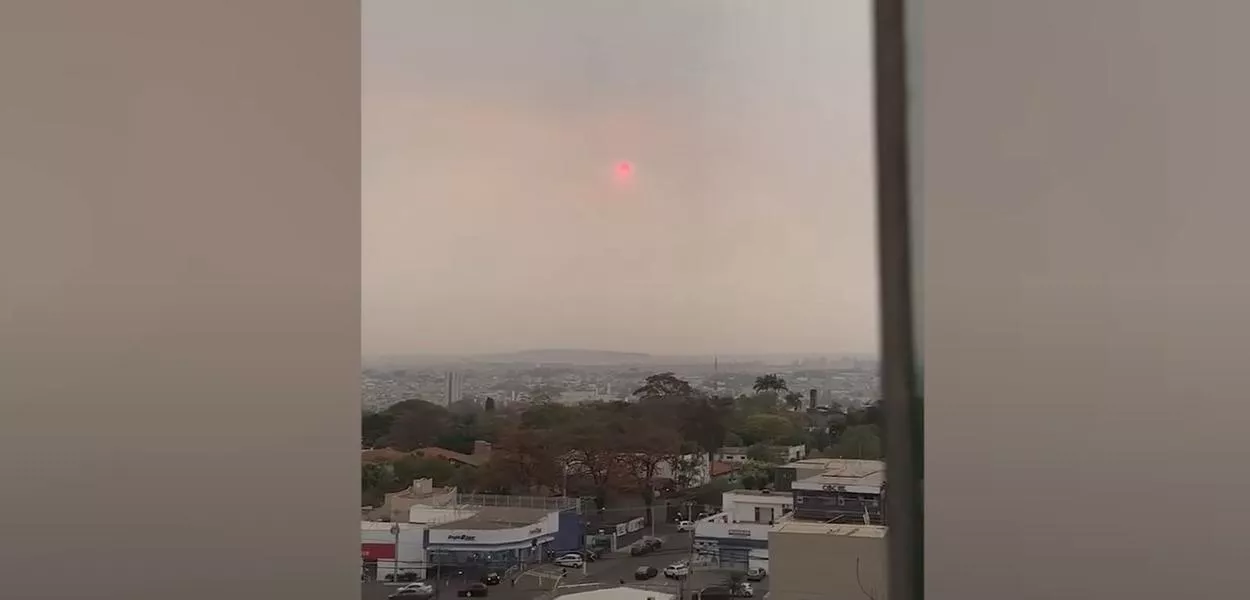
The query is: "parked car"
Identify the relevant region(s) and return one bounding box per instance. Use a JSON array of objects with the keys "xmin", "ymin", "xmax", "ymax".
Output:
[
  {"xmin": 663, "ymin": 561, "xmax": 690, "ymax": 579},
  {"xmin": 480, "ymin": 572, "xmax": 501, "ymax": 585},
  {"xmin": 634, "ymin": 566, "xmax": 659, "ymax": 580},
  {"xmin": 554, "ymin": 553, "xmax": 585, "ymax": 568},
  {"xmin": 746, "ymin": 567, "xmax": 767, "ymax": 582},
  {"xmin": 457, "ymin": 583, "xmax": 489, "ymax": 598},
  {"xmin": 732, "ymin": 583, "xmax": 755, "ymax": 598},
  {"xmin": 677, "ymin": 520, "xmax": 695, "ymax": 532}
]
